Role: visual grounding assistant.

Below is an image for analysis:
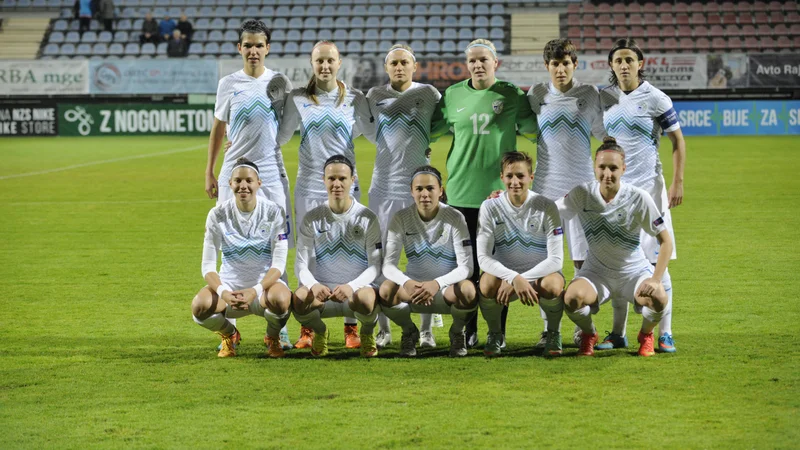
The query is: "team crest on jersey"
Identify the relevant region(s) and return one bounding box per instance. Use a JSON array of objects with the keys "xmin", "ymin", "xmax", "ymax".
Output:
[
  {"xmin": 616, "ymin": 209, "xmax": 628, "ymax": 224},
  {"xmin": 353, "ymin": 225, "xmax": 363, "ymax": 237},
  {"xmin": 528, "ymin": 216, "xmax": 541, "ymax": 231},
  {"xmin": 492, "ymin": 100, "xmax": 504, "ymax": 114},
  {"xmin": 637, "ymin": 102, "xmax": 648, "ymax": 113},
  {"xmin": 415, "ymin": 99, "xmax": 422, "ymax": 107}
]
